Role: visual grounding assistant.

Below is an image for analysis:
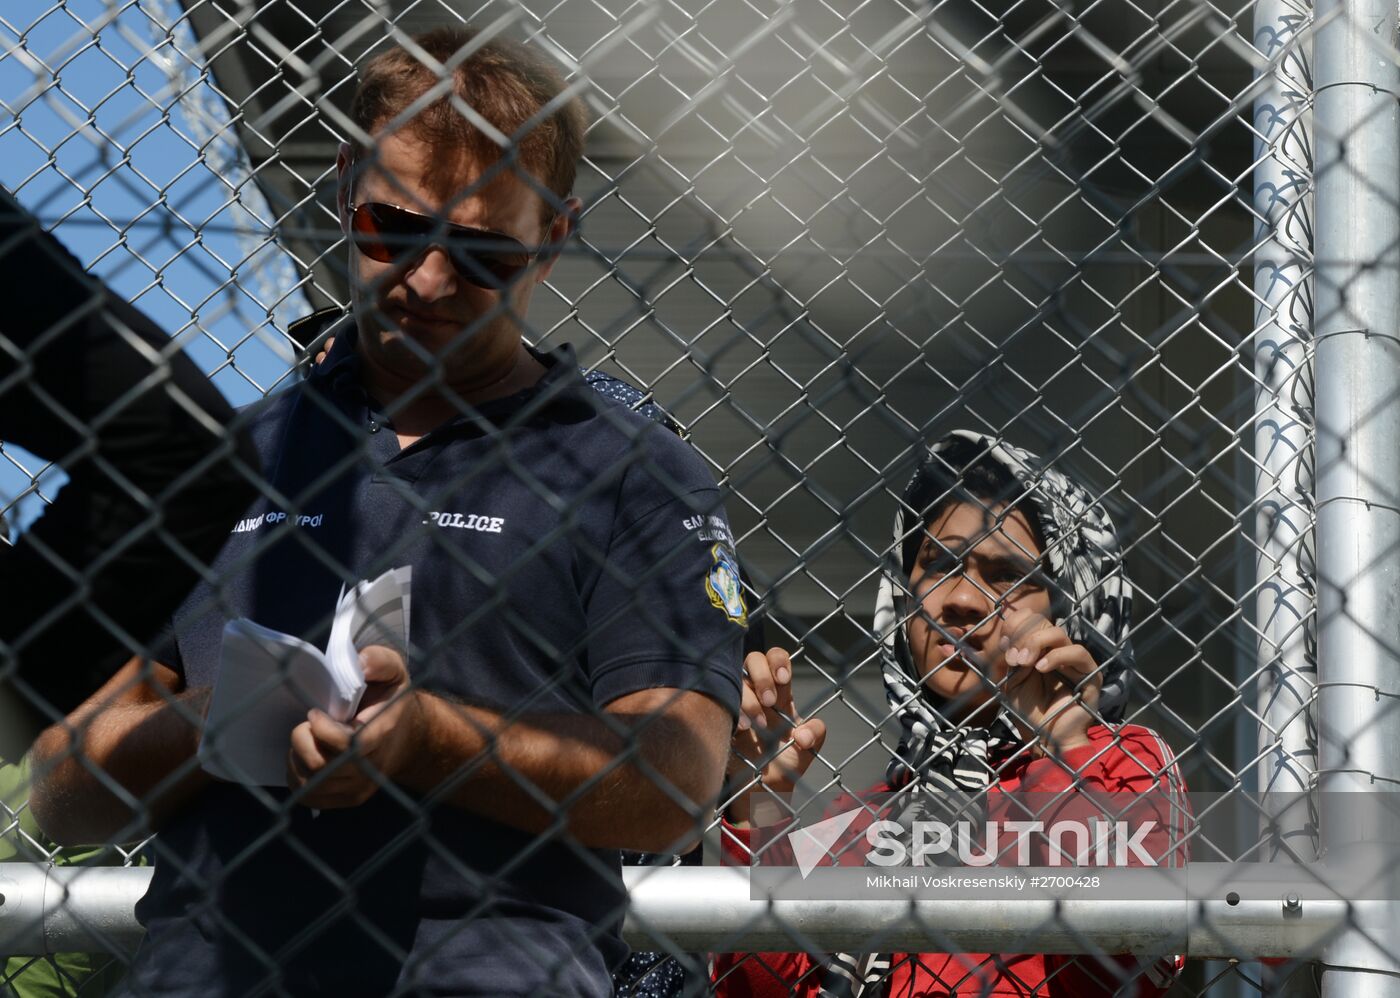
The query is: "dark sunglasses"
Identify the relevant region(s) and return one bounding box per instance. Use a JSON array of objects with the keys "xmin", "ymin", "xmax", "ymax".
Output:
[{"xmin": 347, "ymin": 200, "xmax": 554, "ymax": 290}]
